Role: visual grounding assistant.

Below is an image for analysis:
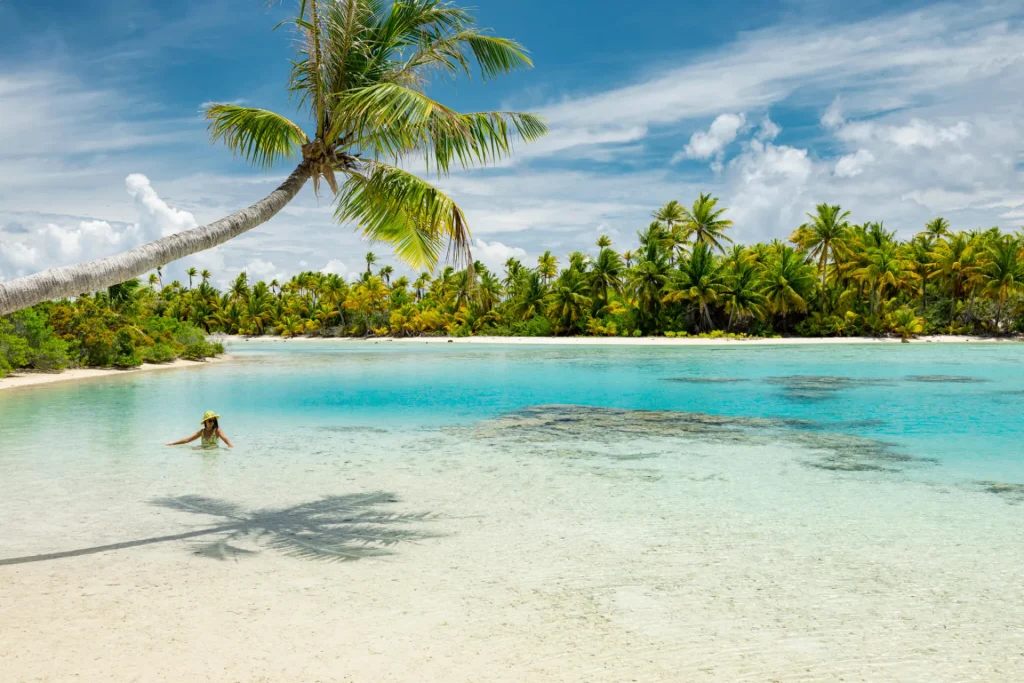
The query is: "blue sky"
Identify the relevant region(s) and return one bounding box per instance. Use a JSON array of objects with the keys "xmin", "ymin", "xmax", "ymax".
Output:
[{"xmin": 1, "ymin": 0, "xmax": 1023, "ymax": 285}]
